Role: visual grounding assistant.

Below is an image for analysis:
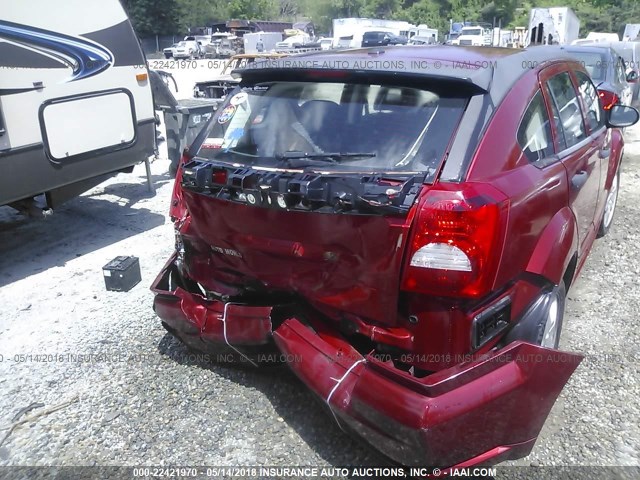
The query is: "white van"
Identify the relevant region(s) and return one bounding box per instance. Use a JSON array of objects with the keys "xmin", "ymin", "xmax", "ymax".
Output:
[{"xmin": 0, "ymin": 0, "xmax": 156, "ymax": 212}]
